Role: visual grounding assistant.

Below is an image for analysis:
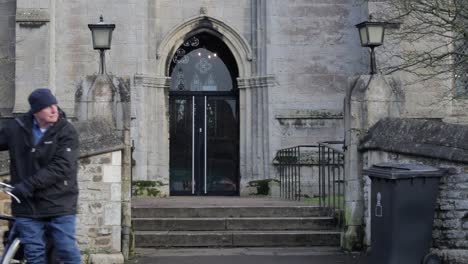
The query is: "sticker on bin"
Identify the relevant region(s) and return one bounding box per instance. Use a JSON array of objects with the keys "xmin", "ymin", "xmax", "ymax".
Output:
[{"xmin": 375, "ymin": 192, "xmax": 383, "ymax": 217}]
